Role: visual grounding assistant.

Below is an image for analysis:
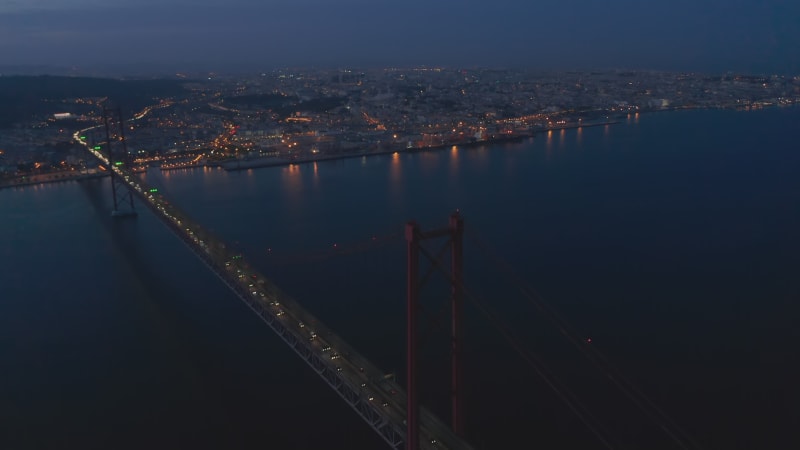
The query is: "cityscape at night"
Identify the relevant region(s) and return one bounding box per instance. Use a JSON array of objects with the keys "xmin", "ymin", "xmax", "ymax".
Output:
[
  {"xmin": 2, "ymin": 69, "xmax": 798, "ymax": 186},
  {"xmin": 2, "ymin": 1, "xmax": 800, "ymax": 450}
]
